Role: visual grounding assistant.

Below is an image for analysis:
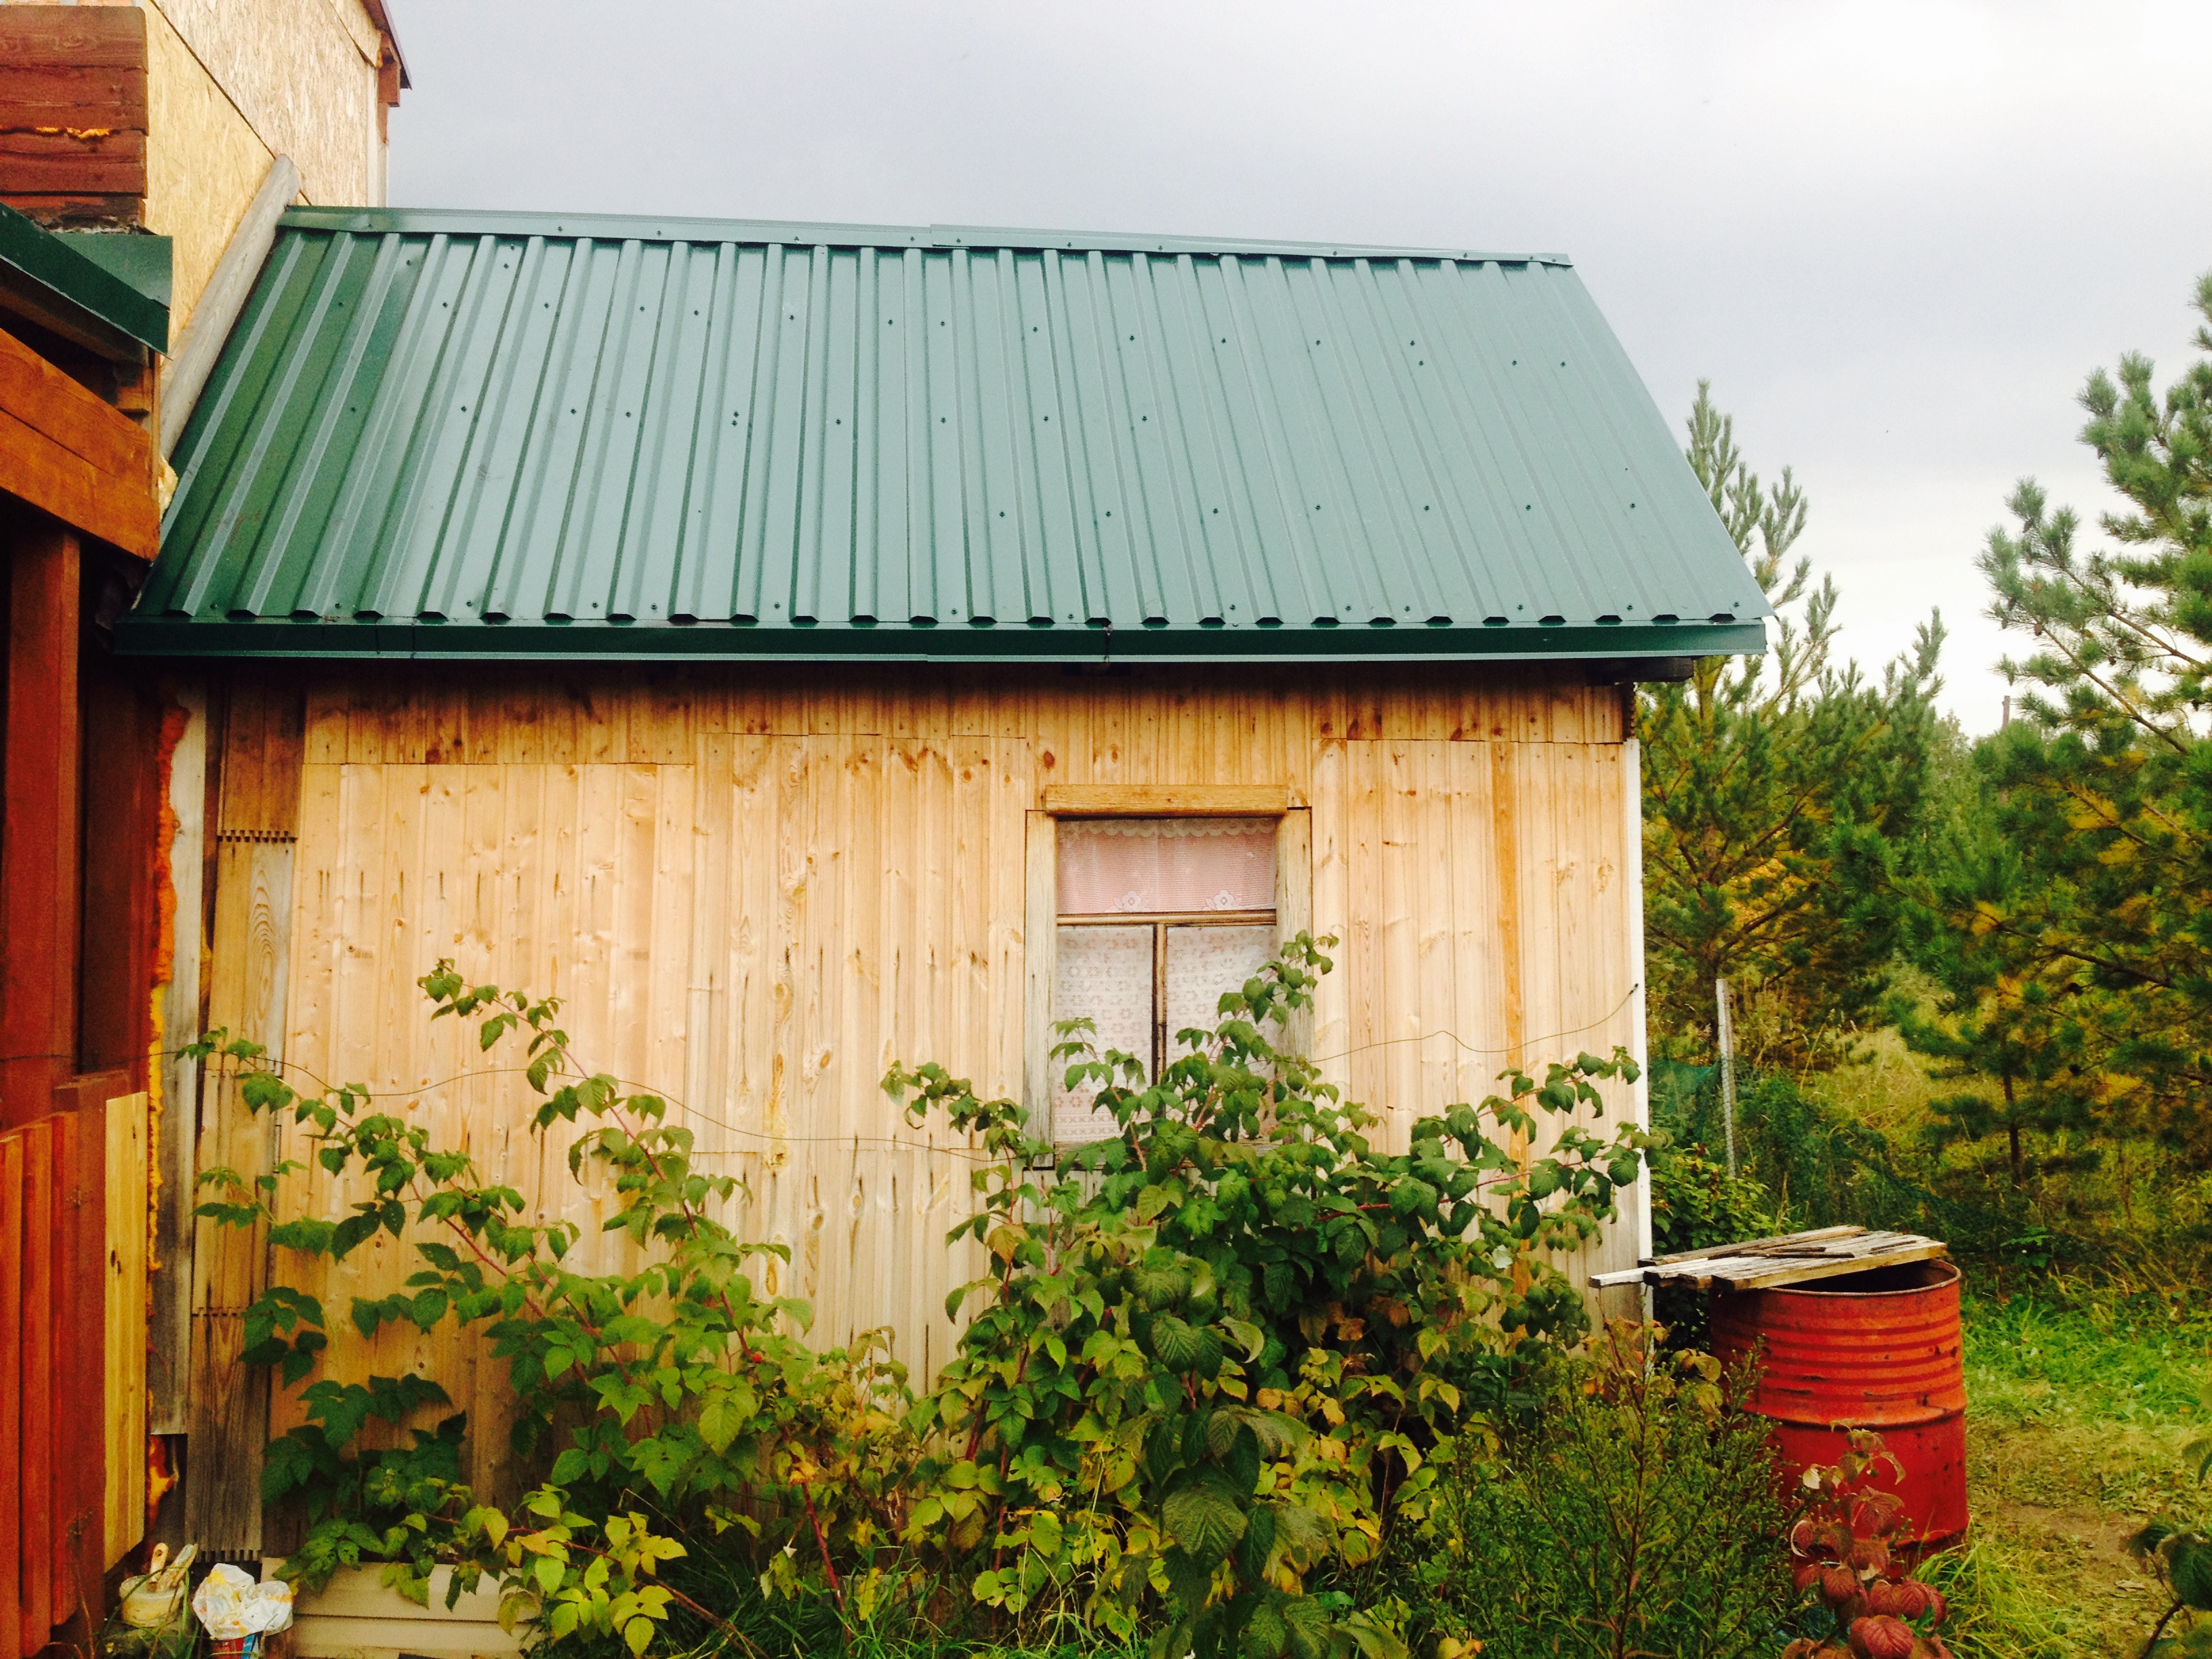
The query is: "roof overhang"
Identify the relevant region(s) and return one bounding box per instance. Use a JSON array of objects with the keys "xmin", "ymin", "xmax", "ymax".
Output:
[
  {"xmin": 113, "ymin": 617, "xmax": 1766, "ymax": 665},
  {"xmin": 361, "ymin": 0, "xmax": 409, "ymax": 91},
  {"xmin": 0, "ymin": 203, "xmax": 168, "ymax": 359}
]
